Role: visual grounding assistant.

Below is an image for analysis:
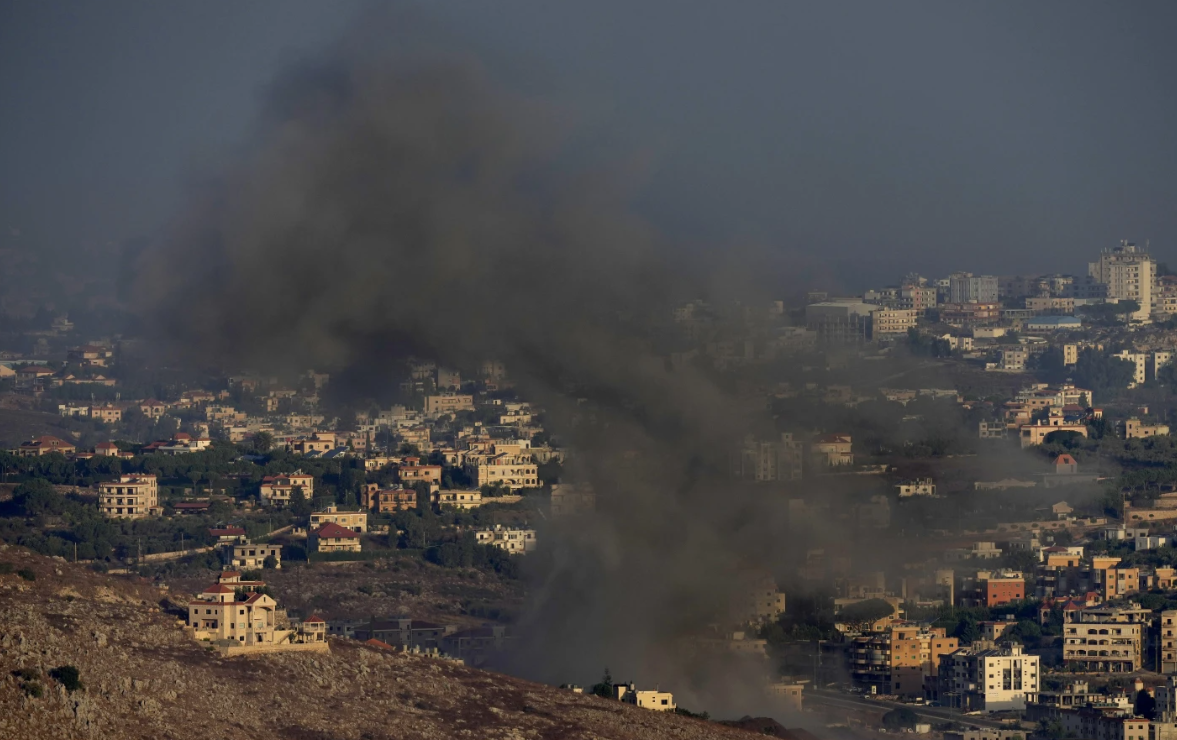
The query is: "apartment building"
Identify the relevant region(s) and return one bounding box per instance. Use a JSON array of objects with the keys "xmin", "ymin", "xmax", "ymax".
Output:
[
  {"xmin": 309, "ymin": 506, "xmax": 367, "ymax": 533},
  {"xmin": 469, "ymin": 454, "xmax": 539, "ymax": 490},
  {"xmin": 1089, "ymin": 241, "xmax": 1154, "ymax": 321},
  {"xmin": 363, "ymin": 486, "xmax": 418, "ymax": 513},
  {"xmin": 940, "ymin": 302, "xmax": 1001, "ymax": 326},
  {"xmin": 1115, "ymin": 351, "xmax": 1149, "ymax": 387},
  {"xmin": 847, "ymin": 624, "xmax": 958, "ymax": 697},
  {"xmin": 398, "ymin": 459, "xmax": 443, "ymax": 488},
  {"xmin": 733, "ymin": 433, "xmax": 803, "ymax": 481},
  {"xmin": 259, "ymin": 471, "xmax": 315, "ymax": 506},
  {"xmin": 97, "ymin": 474, "xmax": 159, "ymax": 519},
  {"xmin": 1062, "ymin": 605, "xmax": 1147, "ymax": 673},
  {"xmin": 423, "ymin": 393, "xmax": 474, "ymax": 418},
  {"xmin": 938, "ymin": 642, "xmax": 1039, "ymax": 712},
  {"xmin": 476, "ymin": 525, "xmax": 536, "ymax": 554},
  {"xmin": 731, "ymin": 571, "xmax": 787, "ymax": 626},
  {"xmin": 975, "ymin": 571, "xmax": 1025, "ymax": 607},
  {"xmin": 949, "ymin": 273, "xmax": 1000, "ymax": 304},
  {"xmin": 805, "ymin": 301, "xmax": 874, "ymax": 344},
  {"xmin": 1162, "ymin": 611, "xmax": 1177, "ymax": 674},
  {"xmin": 1026, "ymin": 296, "xmax": 1076, "ymax": 314},
  {"xmin": 899, "ymin": 285, "xmax": 938, "ymax": 313},
  {"xmin": 872, "ymin": 308, "xmax": 918, "ymax": 336}
]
